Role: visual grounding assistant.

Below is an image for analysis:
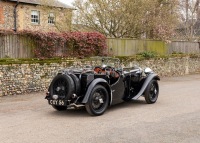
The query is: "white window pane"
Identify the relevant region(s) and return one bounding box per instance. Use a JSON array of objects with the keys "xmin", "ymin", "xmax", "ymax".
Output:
[
  {"xmin": 48, "ymin": 13, "xmax": 55, "ymax": 24},
  {"xmin": 31, "ymin": 10, "xmax": 40, "ymax": 24},
  {"xmin": 31, "ymin": 11, "xmax": 39, "ymax": 15},
  {"xmin": 49, "ymin": 13, "xmax": 54, "ymax": 17}
]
